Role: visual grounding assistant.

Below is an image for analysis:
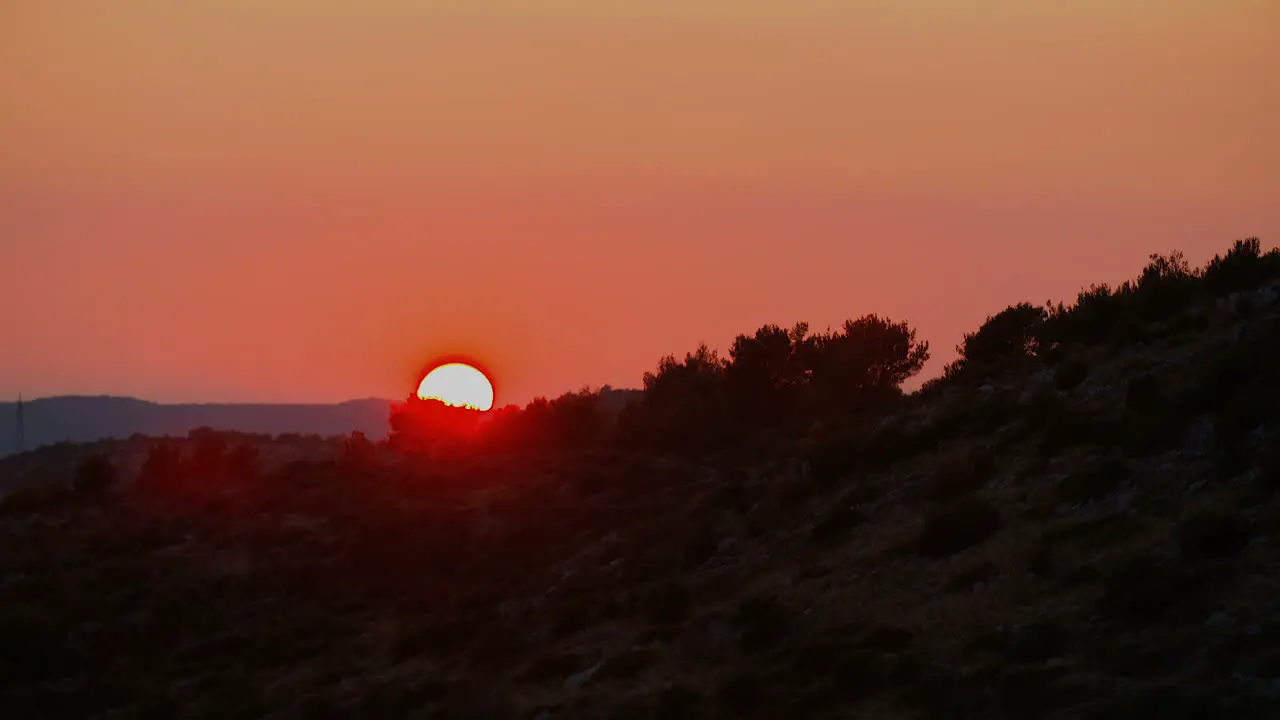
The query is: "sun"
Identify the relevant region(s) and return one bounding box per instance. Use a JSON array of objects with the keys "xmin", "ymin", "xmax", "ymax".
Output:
[{"xmin": 416, "ymin": 362, "xmax": 494, "ymax": 411}]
